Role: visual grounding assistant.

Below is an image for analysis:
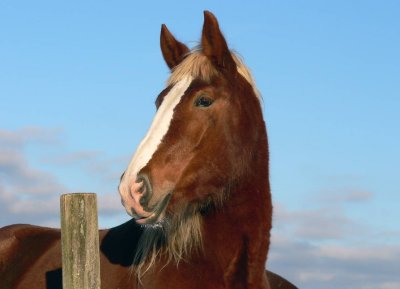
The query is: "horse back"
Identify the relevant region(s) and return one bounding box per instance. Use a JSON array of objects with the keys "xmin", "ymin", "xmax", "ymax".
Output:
[
  {"xmin": 266, "ymin": 270, "xmax": 298, "ymax": 289},
  {"xmin": 0, "ymin": 224, "xmax": 61, "ymax": 289}
]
